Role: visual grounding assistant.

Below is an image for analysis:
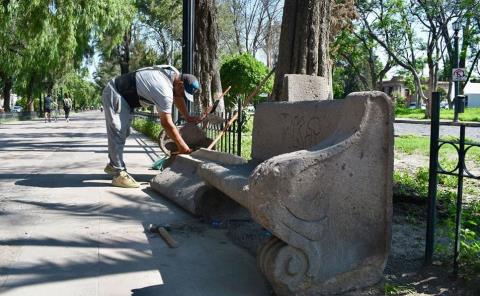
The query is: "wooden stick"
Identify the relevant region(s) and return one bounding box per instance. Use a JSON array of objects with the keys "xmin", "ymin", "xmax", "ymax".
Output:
[
  {"xmin": 207, "ymin": 68, "xmax": 275, "ymax": 150},
  {"xmin": 157, "ymin": 226, "xmax": 179, "ymax": 248},
  {"xmin": 199, "ymin": 86, "xmax": 231, "ymax": 121}
]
